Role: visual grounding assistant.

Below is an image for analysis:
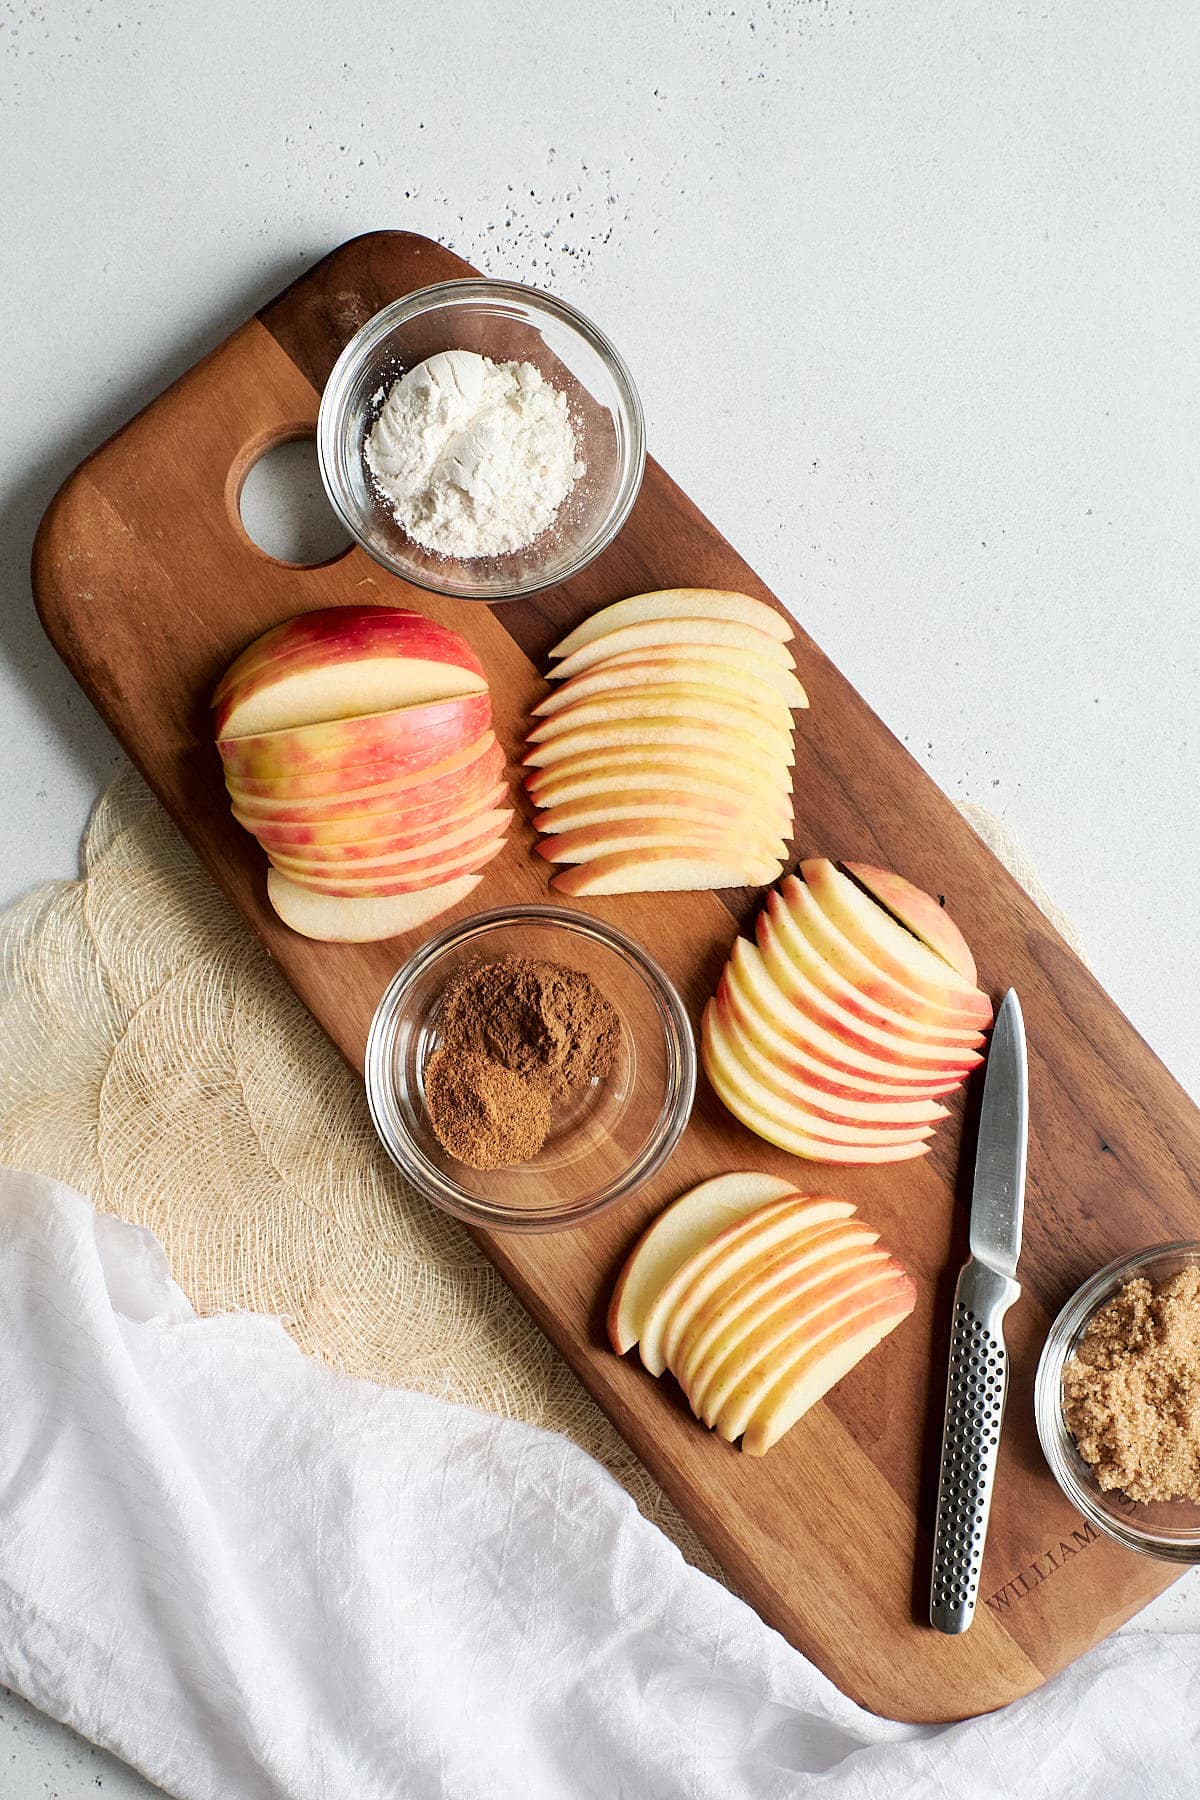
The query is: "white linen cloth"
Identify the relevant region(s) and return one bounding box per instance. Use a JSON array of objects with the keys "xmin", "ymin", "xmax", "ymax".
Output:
[{"xmin": 2, "ymin": 1170, "xmax": 1198, "ymax": 1800}]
